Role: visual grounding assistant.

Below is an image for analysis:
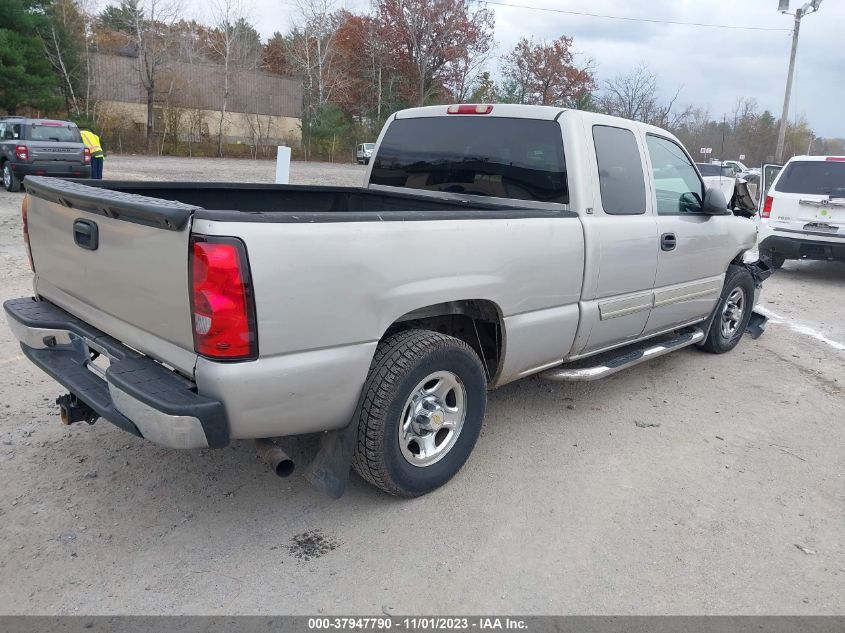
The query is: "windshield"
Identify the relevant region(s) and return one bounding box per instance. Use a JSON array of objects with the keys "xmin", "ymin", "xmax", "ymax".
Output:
[
  {"xmin": 364, "ymin": 143, "xmax": 375, "ymax": 150},
  {"xmin": 29, "ymin": 123, "xmax": 81, "ymax": 143},
  {"xmin": 370, "ymin": 116, "xmax": 568, "ymax": 203},
  {"xmin": 774, "ymin": 160, "xmax": 845, "ymax": 197}
]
